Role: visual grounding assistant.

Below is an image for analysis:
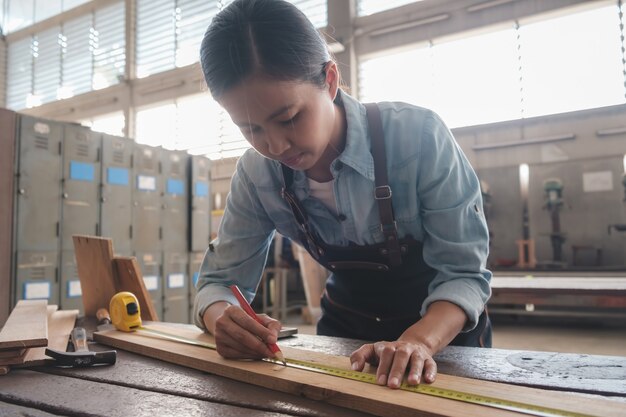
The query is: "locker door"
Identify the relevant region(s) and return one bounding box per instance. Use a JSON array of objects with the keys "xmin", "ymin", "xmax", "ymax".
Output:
[
  {"xmin": 188, "ymin": 251, "xmax": 205, "ymax": 323},
  {"xmin": 15, "ymin": 251, "xmax": 58, "ymax": 303},
  {"xmin": 101, "ymin": 134, "xmax": 133, "ymax": 254},
  {"xmin": 190, "ymin": 156, "xmax": 211, "ymax": 252},
  {"xmin": 60, "ymin": 250, "xmax": 83, "ymax": 312},
  {"xmin": 15, "ymin": 116, "xmax": 63, "ymax": 252},
  {"xmin": 136, "ymin": 251, "xmax": 162, "ymax": 319},
  {"xmin": 162, "ymin": 252, "xmax": 188, "ymax": 323},
  {"xmin": 61, "ymin": 124, "xmax": 101, "ymax": 250},
  {"xmin": 132, "ymin": 144, "xmax": 162, "ymax": 252},
  {"xmin": 162, "ymin": 150, "xmax": 188, "ymax": 252}
]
